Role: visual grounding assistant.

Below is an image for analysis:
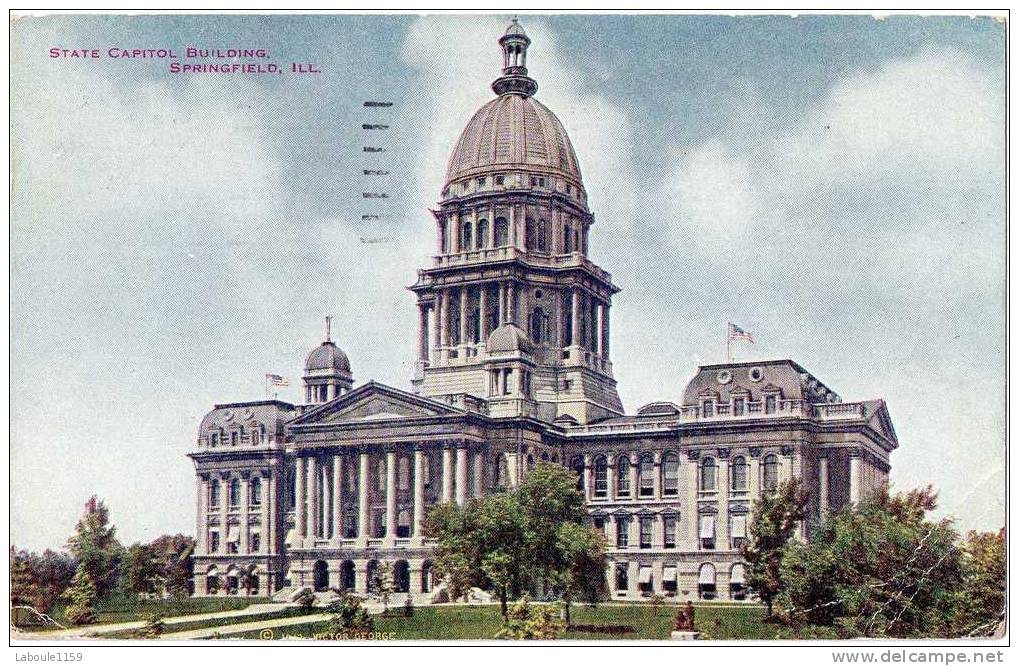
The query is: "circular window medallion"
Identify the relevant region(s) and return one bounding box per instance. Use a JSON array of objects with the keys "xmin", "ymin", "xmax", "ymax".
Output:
[
  {"xmin": 716, "ymin": 369, "xmax": 732, "ymax": 385},
  {"xmin": 748, "ymin": 366, "xmax": 764, "ymax": 382},
  {"xmin": 221, "ymin": 410, "xmax": 234, "ymax": 422}
]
